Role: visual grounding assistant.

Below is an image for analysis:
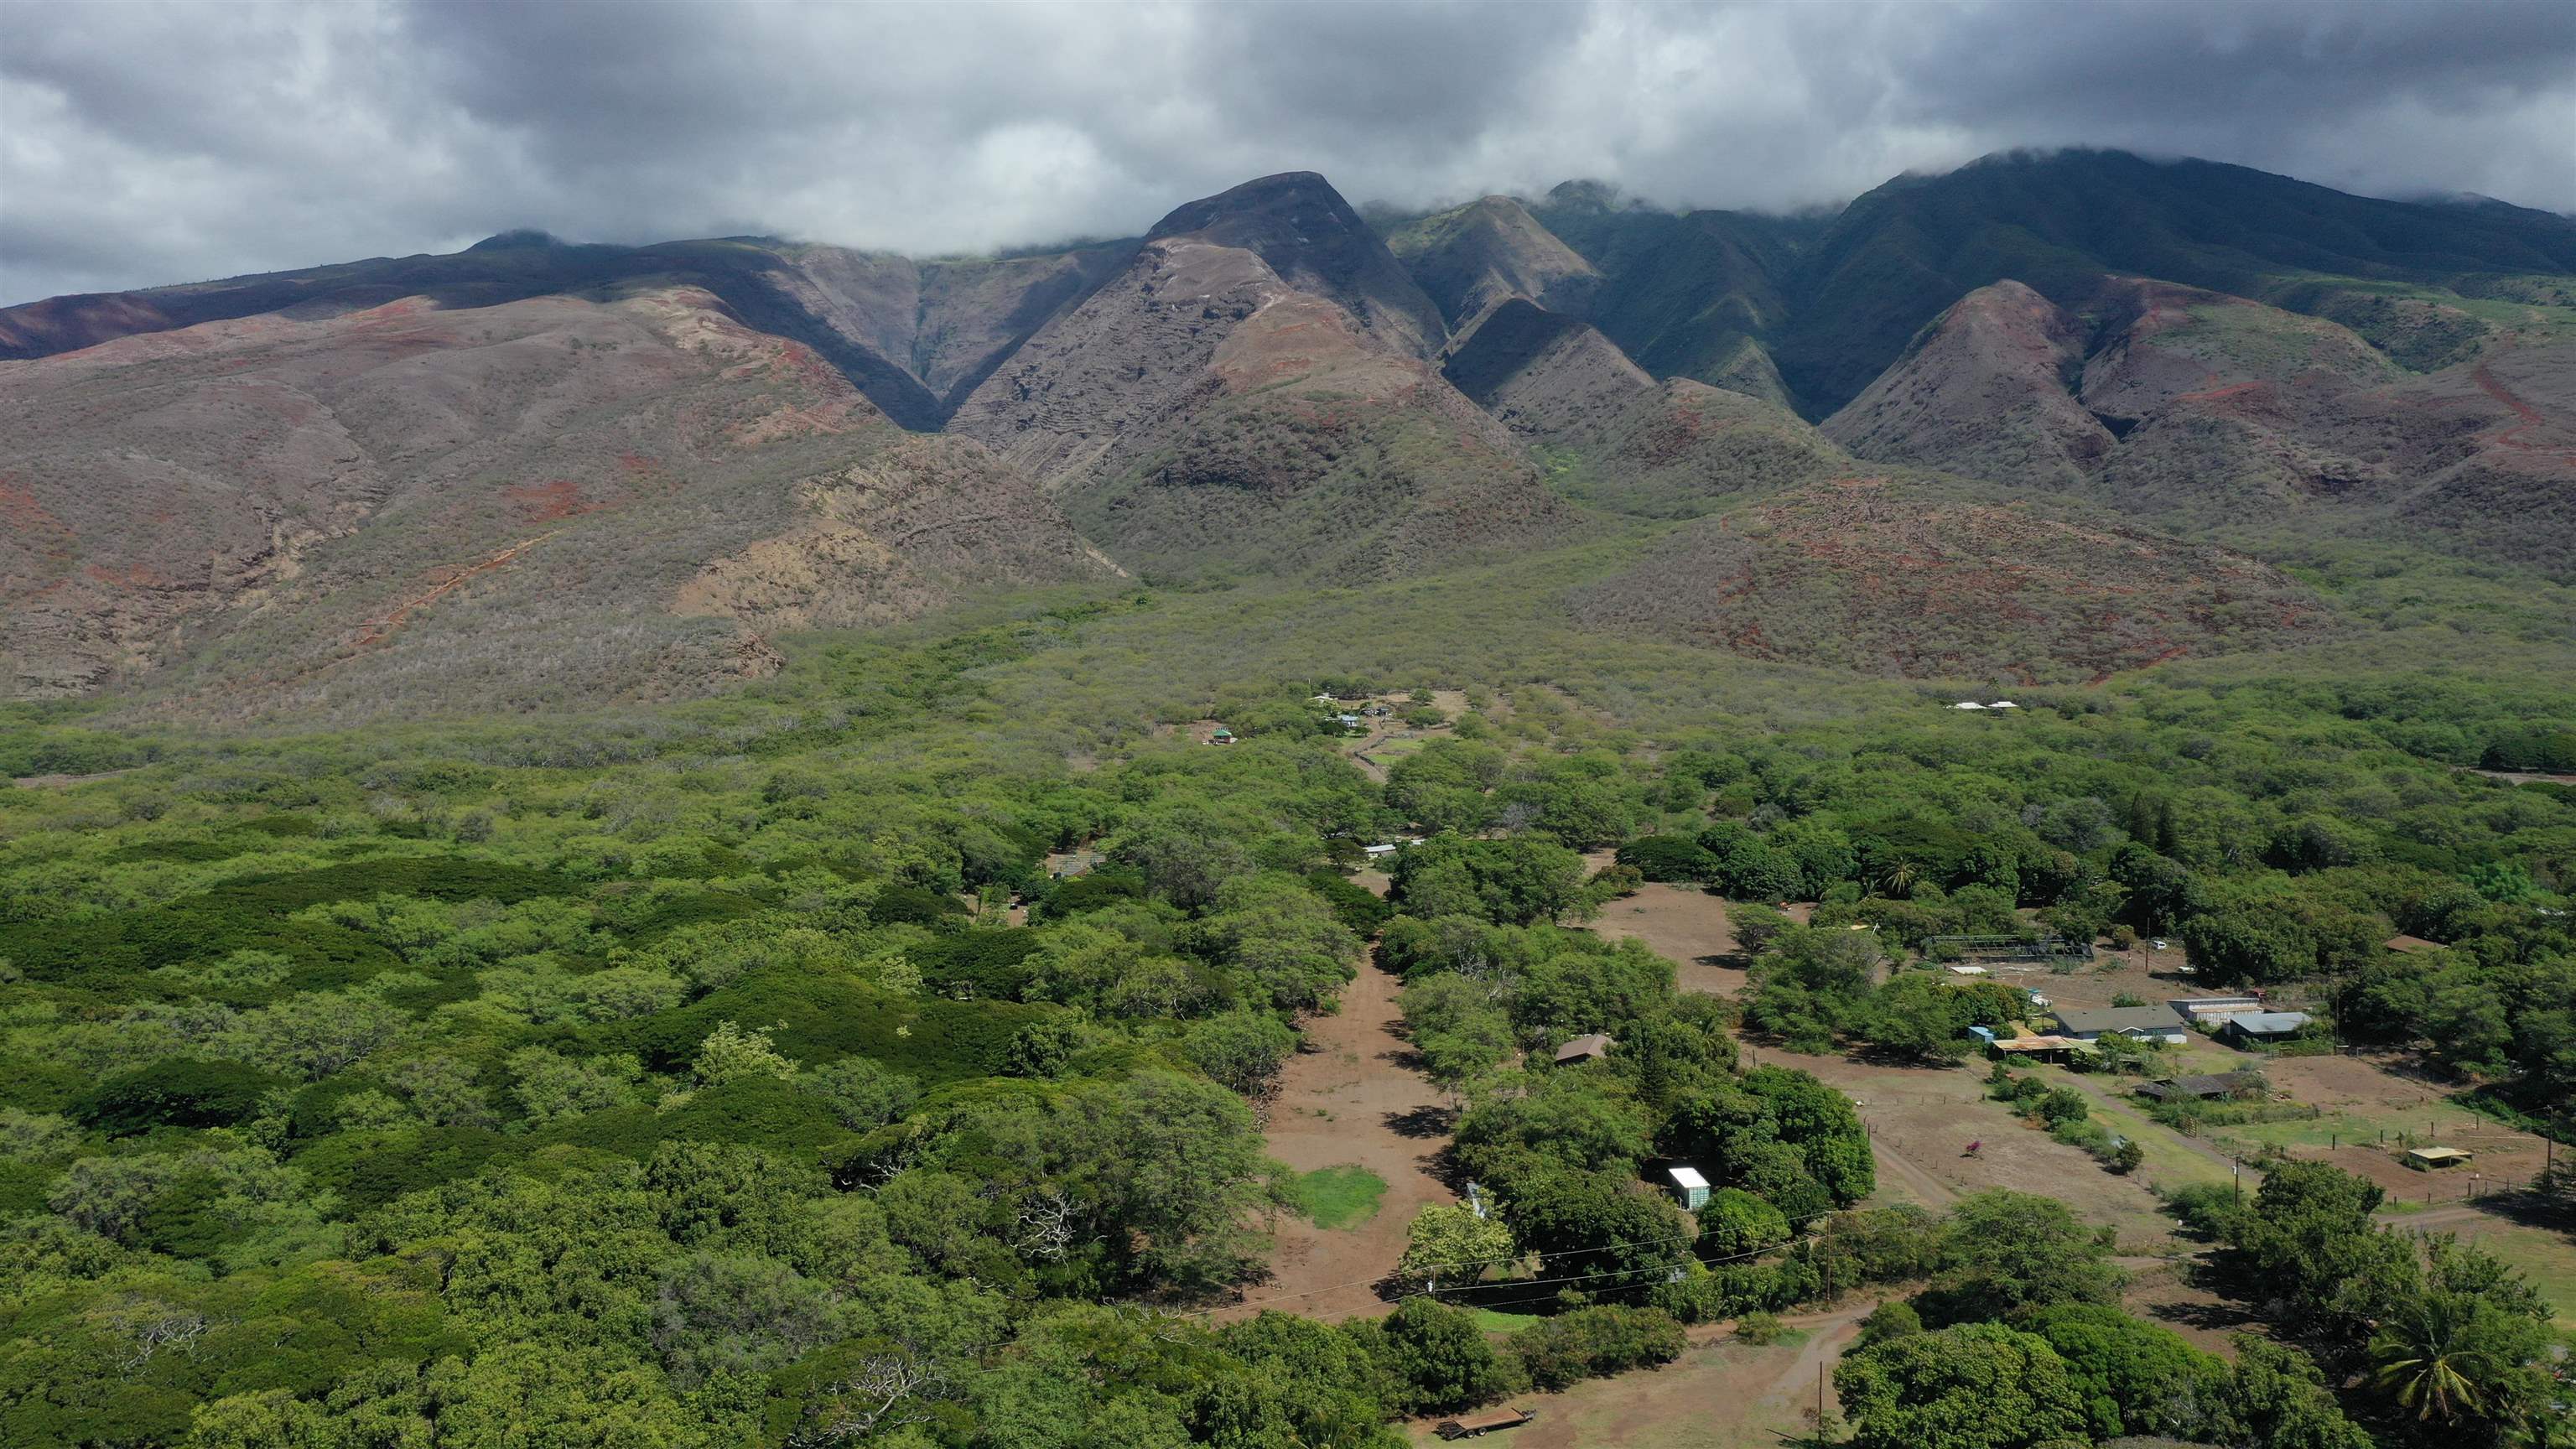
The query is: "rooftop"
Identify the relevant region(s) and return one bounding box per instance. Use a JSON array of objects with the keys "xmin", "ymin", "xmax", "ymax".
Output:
[
  {"xmin": 1666, "ymin": 1166, "xmax": 1710, "ymax": 1190},
  {"xmin": 2222, "ymin": 1011, "xmax": 2312, "ymax": 1035},
  {"xmin": 2054, "ymin": 1005, "xmax": 2185, "ymax": 1035},
  {"xmin": 1554, "ymin": 1032, "xmax": 1614, "ymax": 1062}
]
